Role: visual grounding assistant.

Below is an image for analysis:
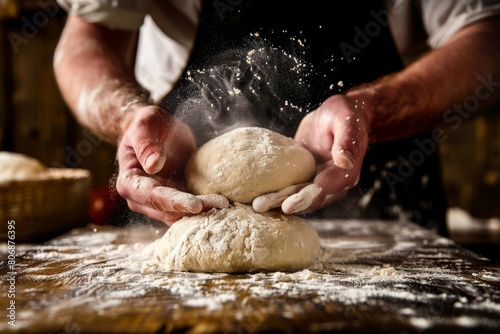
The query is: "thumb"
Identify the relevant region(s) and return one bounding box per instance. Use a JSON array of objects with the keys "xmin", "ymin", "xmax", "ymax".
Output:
[
  {"xmin": 142, "ymin": 150, "xmax": 166, "ymax": 175},
  {"xmin": 133, "ymin": 133, "xmax": 167, "ymax": 175}
]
